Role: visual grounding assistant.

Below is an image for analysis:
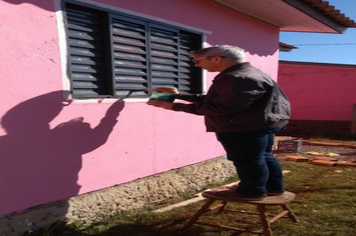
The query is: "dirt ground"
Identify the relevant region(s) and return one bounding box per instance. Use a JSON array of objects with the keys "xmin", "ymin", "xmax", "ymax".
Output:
[
  {"xmin": 276, "ymin": 141, "xmax": 356, "ymax": 162},
  {"xmin": 300, "ymin": 144, "xmax": 356, "ymax": 162}
]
